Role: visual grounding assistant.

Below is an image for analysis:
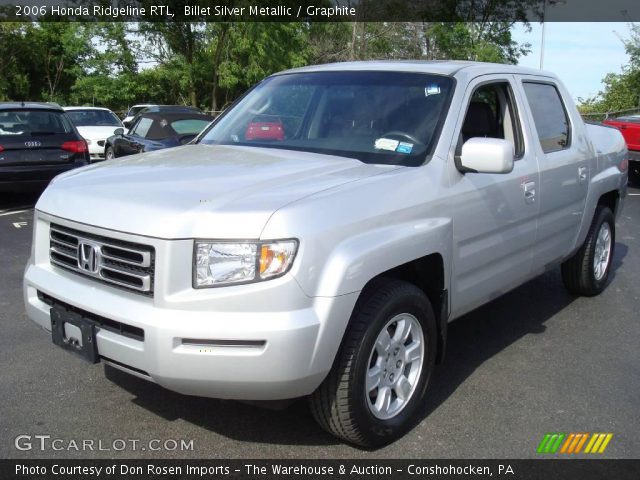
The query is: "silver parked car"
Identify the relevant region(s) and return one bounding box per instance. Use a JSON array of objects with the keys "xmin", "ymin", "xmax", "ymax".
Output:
[{"xmin": 24, "ymin": 61, "xmax": 627, "ymax": 447}]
